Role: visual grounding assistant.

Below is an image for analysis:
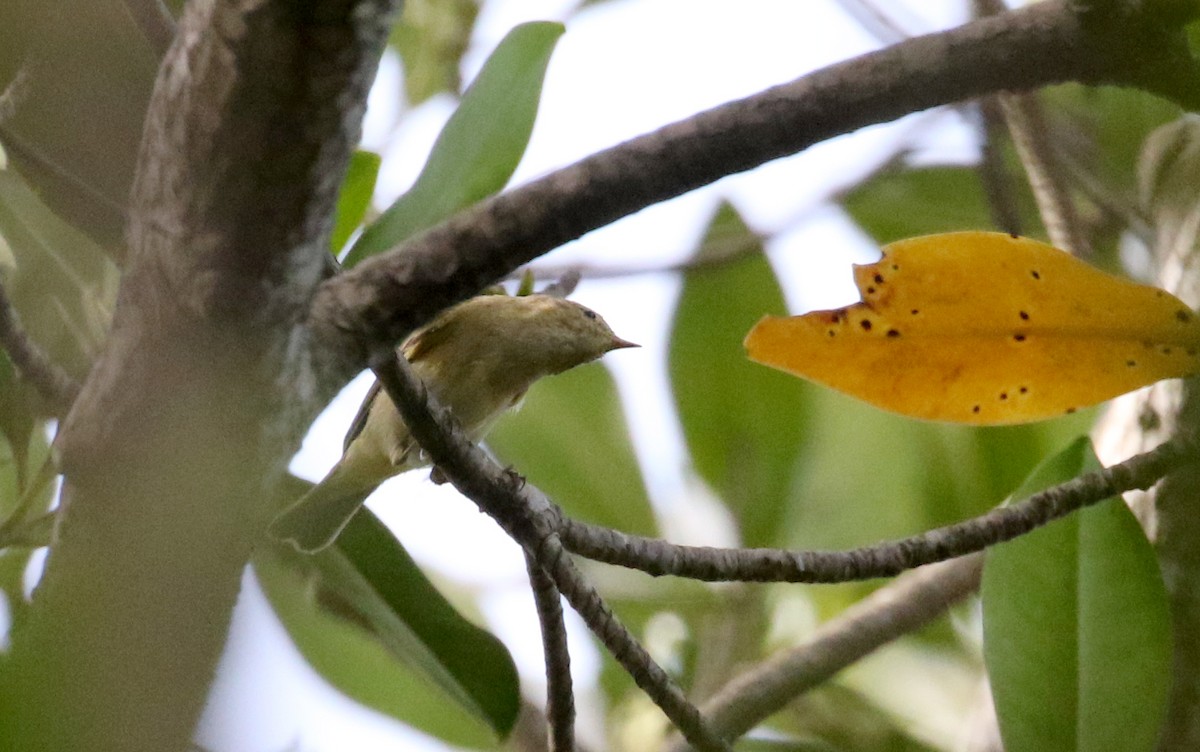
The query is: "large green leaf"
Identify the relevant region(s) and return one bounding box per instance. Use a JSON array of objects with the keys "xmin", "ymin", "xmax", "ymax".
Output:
[
  {"xmin": 669, "ymin": 203, "xmax": 813, "ymax": 547},
  {"xmin": 256, "ymin": 508, "xmax": 520, "ymax": 746},
  {"xmin": 344, "ymin": 21, "xmax": 563, "ymax": 266},
  {"xmin": 488, "ymin": 362, "xmax": 657, "ymax": 536},
  {"xmin": 982, "ymin": 438, "xmax": 1171, "ymax": 752},
  {"xmin": 330, "ymin": 150, "xmax": 382, "ymax": 255}
]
